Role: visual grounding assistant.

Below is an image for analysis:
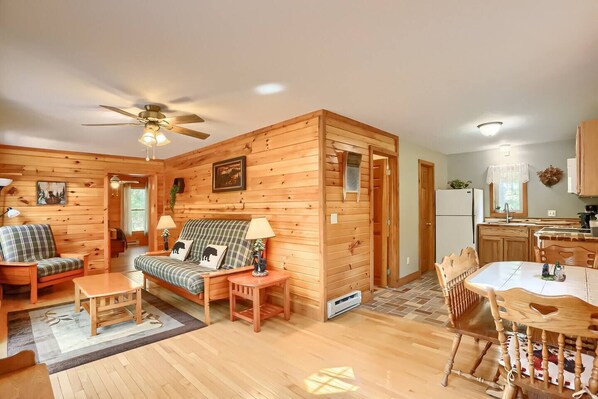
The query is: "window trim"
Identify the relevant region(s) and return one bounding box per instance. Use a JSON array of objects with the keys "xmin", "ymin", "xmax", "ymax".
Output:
[{"xmin": 489, "ymin": 182, "xmax": 528, "ymax": 218}]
